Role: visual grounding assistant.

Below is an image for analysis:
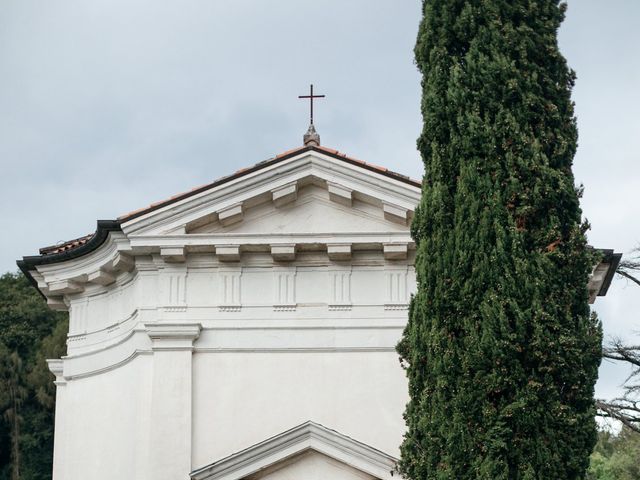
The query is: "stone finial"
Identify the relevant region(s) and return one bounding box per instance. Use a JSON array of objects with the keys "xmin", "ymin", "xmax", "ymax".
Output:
[{"xmin": 303, "ymin": 124, "xmax": 320, "ymax": 147}]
